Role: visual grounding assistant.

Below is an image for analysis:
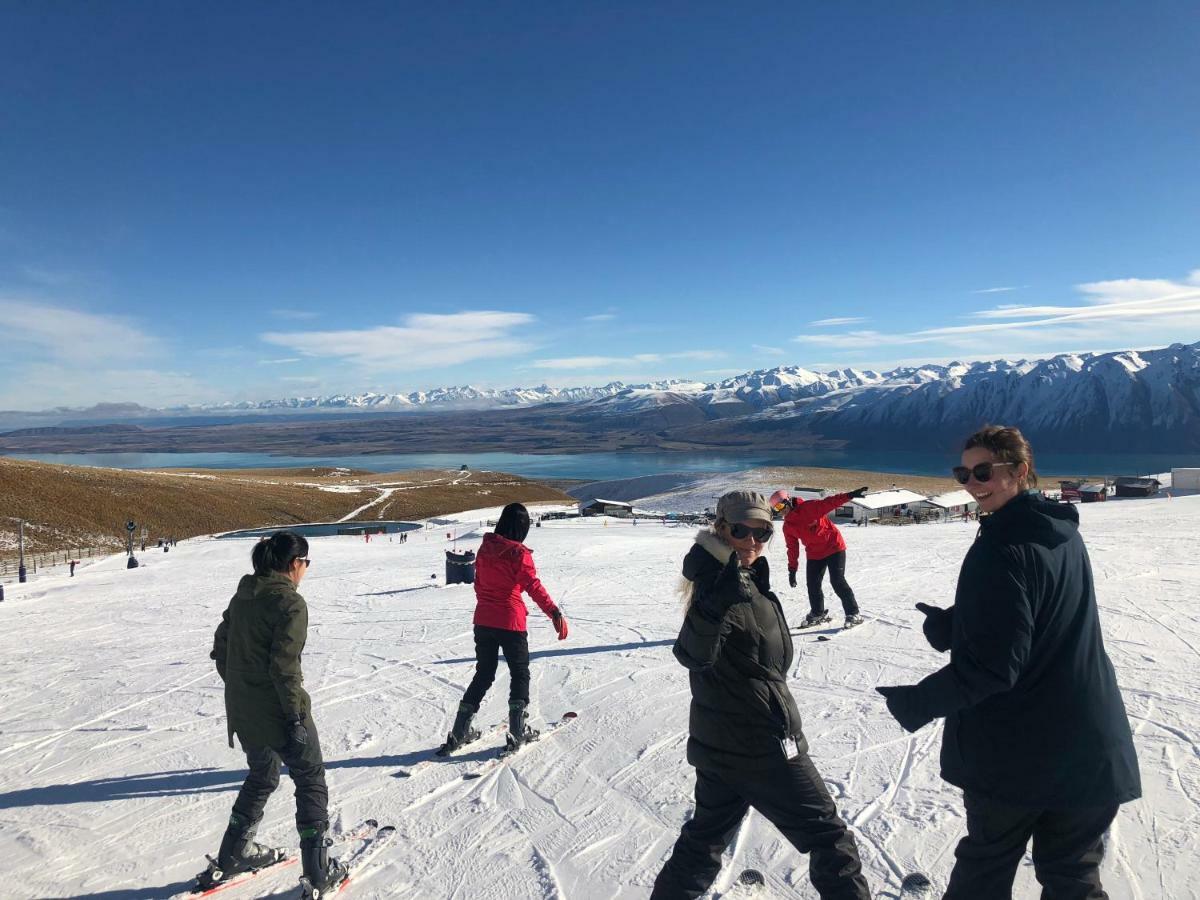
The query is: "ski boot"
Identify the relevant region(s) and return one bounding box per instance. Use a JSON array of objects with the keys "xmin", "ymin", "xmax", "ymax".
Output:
[
  {"xmin": 844, "ymin": 614, "xmax": 865, "ymax": 630},
  {"xmin": 298, "ymin": 825, "xmax": 348, "ymax": 899},
  {"xmin": 797, "ymin": 610, "xmax": 832, "ymax": 629},
  {"xmin": 195, "ymin": 812, "xmax": 286, "ymax": 890},
  {"xmin": 436, "ymin": 701, "xmax": 481, "ymax": 756},
  {"xmin": 502, "ymin": 700, "xmax": 539, "ymax": 755}
]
